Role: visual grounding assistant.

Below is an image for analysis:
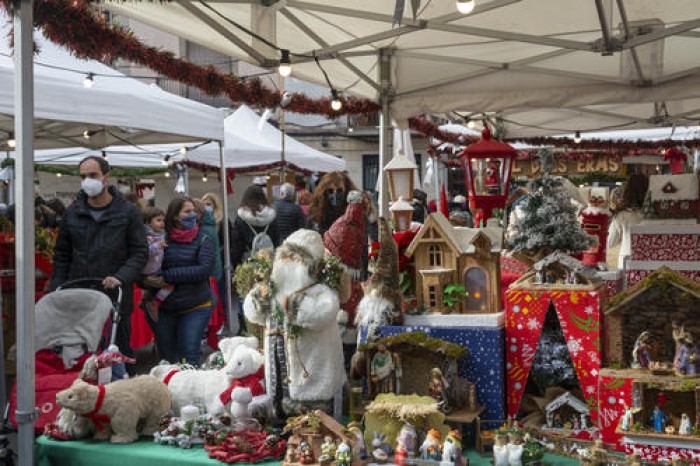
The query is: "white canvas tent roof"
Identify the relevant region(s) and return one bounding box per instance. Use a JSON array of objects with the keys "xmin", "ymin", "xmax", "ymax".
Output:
[
  {"xmin": 104, "ymin": 1, "xmax": 700, "ymax": 137},
  {"xmin": 180, "ymin": 104, "xmax": 345, "ymax": 173},
  {"xmin": 0, "ymin": 21, "xmax": 224, "ymax": 148}
]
